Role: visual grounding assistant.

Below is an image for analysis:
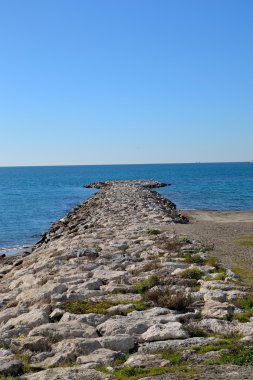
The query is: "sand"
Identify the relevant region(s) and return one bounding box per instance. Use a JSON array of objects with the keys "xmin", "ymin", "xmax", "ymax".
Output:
[{"xmin": 172, "ymin": 210, "xmax": 253, "ymax": 284}]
